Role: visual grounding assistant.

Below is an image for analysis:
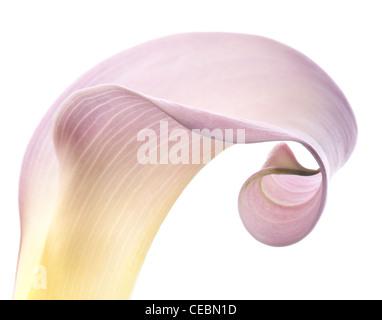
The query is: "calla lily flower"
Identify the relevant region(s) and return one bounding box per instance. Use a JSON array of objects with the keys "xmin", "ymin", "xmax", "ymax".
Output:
[{"xmin": 14, "ymin": 33, "xmax": 357, "ymax": 299}]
